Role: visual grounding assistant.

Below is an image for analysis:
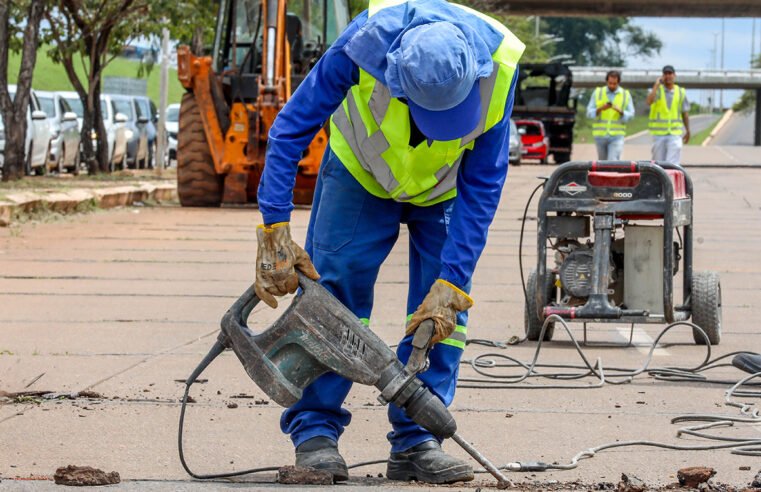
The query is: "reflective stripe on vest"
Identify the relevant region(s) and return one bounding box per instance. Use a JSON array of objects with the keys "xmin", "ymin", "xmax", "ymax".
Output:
[
  {"xmin": 649, "ymin": 85, "xmax": 685, "ymax": 136},
  {"xmin": 592, "ymin": 87, "xmax": 629, "ymax": 137},
  {"xmin": 329, "ymin": 0, "xmax": 525, "ymax": 206}
]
